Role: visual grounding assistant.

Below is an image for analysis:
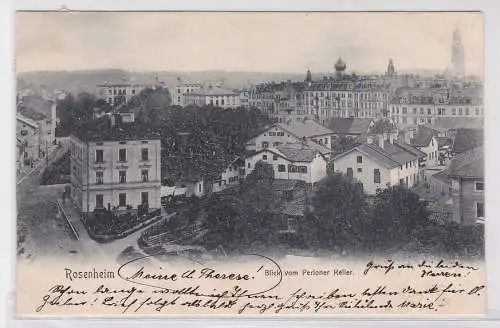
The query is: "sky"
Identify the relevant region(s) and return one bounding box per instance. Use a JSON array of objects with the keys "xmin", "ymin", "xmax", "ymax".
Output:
[{"xmin": 15, "ymin": 11, "xmax": 483, "ymax": 75}]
